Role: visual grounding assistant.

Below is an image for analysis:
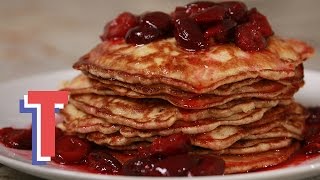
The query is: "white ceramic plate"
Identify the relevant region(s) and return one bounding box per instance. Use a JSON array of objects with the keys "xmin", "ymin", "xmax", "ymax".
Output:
[{"xmin": 0, "ymin": 70, "xmax": 319, "ymax": 180}]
